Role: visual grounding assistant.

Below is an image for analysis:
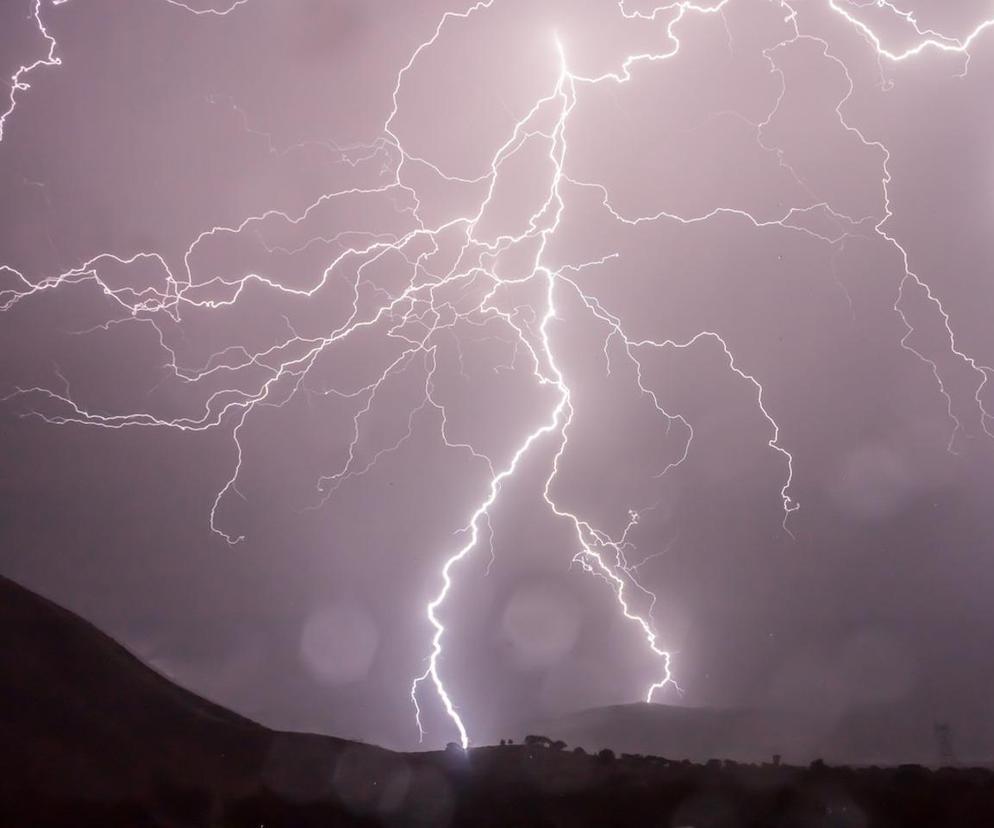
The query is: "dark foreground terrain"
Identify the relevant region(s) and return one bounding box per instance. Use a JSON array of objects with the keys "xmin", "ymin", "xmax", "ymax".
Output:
[{"xmin": 2, "ymin": 574, "xmax": 993, "ymax": 827}]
